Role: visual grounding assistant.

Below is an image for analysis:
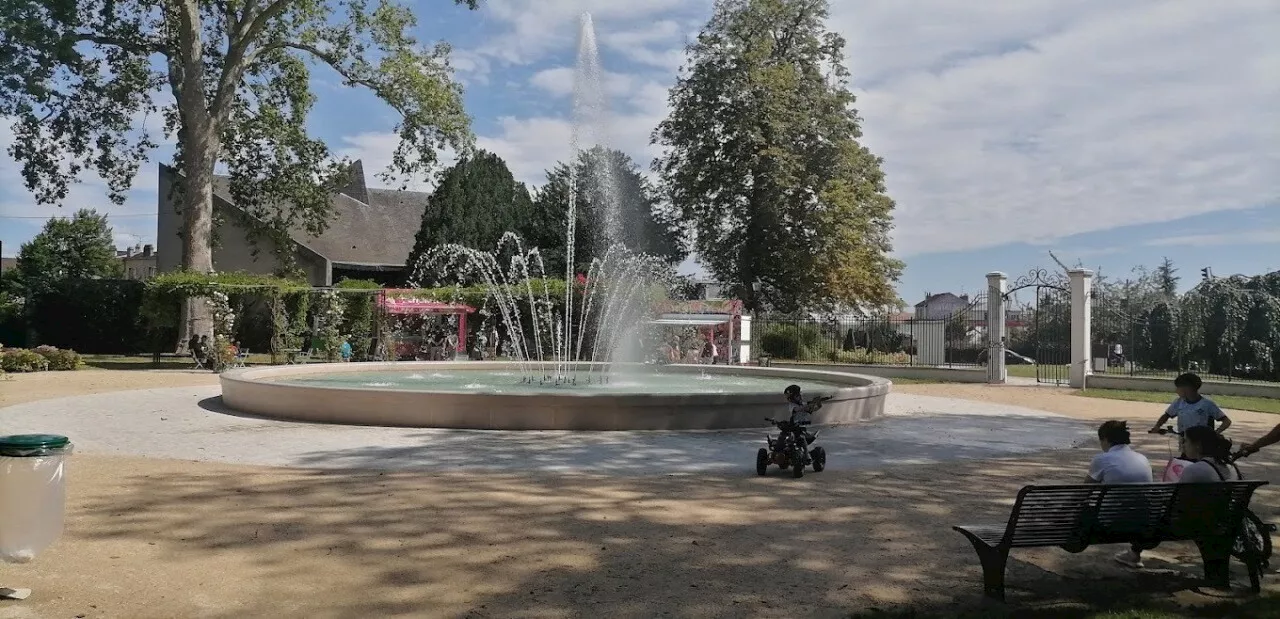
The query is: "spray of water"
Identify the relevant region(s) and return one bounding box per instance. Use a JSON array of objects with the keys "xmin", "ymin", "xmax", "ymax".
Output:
[{"xmin": 407, "ymin": 13, "xmax": 663, "ymax": 385}]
